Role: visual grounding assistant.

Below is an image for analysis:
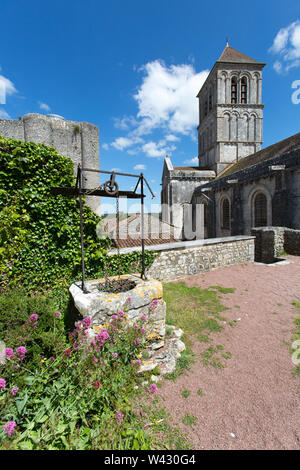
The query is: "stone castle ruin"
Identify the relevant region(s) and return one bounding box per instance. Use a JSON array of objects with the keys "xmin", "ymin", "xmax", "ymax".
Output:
[{"xmin": 0, "ymin": 113, "xmax": 101, "ymax": 215}]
